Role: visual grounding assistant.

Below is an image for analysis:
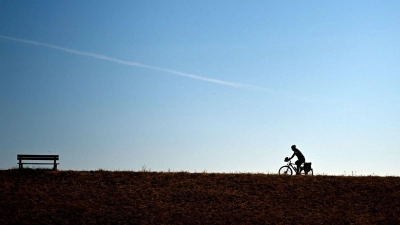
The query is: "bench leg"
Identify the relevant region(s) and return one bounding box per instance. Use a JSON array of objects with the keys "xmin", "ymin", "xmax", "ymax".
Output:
[
  {"xmin": 53, "ymin": 160, "xmax": 57, "ymax": 170},
  {"xmin": 19, "ymin": 159, "xmax": 23, "ymax": 170}
]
